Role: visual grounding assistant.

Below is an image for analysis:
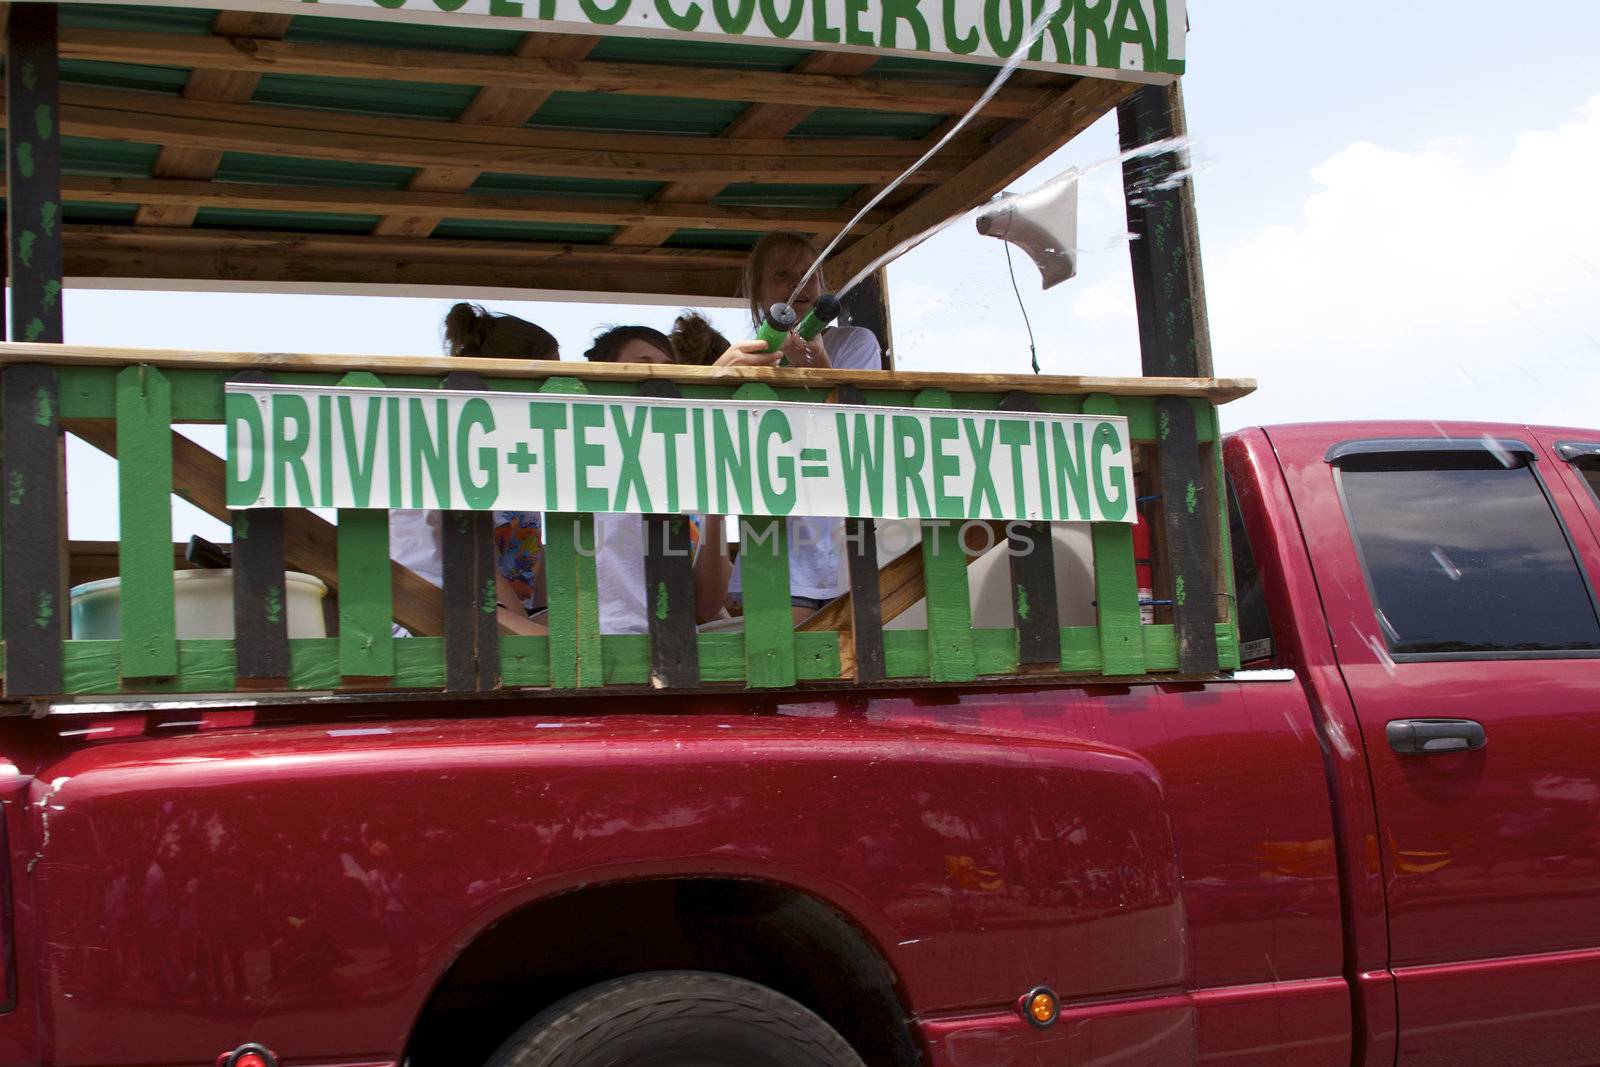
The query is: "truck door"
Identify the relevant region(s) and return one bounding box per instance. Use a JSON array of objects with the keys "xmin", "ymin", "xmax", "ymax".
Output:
[{"xmin": 1270, "ymin": 426, "xmax": 1600, "ymax": 1067}]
